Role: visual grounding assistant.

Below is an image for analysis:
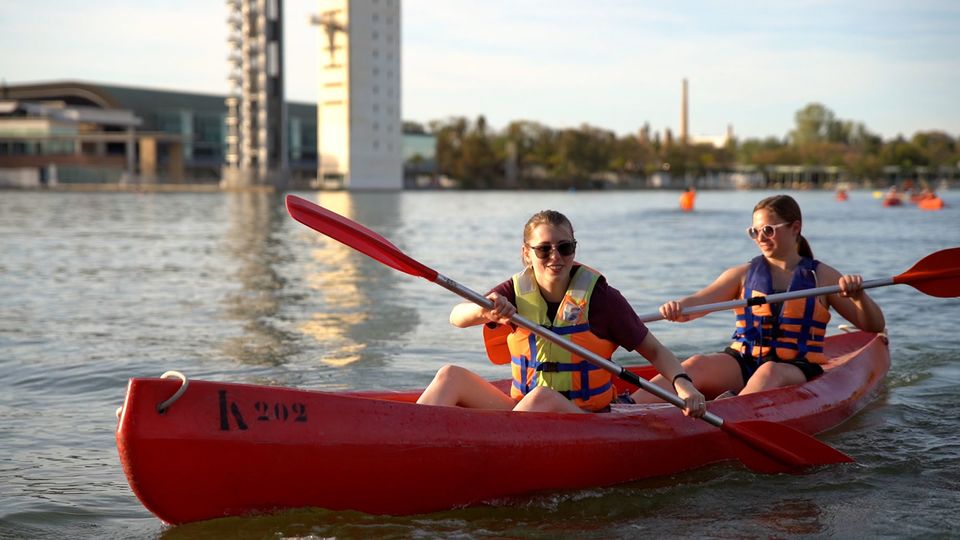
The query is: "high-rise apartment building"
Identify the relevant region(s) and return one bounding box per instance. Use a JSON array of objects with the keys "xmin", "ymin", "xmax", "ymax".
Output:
[
  {"xmin": 224, "ymin": 0, "xmax": 288, "ymax": 187},
  {"xmin": 312, "ymin": 0, "xmax": 402, "ymax": 189}
]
